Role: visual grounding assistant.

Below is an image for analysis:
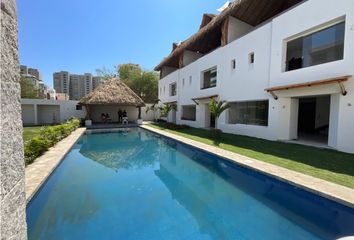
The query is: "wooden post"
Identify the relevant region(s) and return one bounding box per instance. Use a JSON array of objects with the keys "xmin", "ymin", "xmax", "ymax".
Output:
[
  {"xmin": 221, "ymin": 18, "xmax": 229, "ymax": 46},
  {"xmin": 138, "ymin": 106, "xmax": 141, "ymax": 119},
  {"xmin": 179, "ymin": 53, "xmax": 184, "ymax": 68},
  {"xmin": 85, "ymin": 105, "xmax": 91, "ymax": 119}
]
